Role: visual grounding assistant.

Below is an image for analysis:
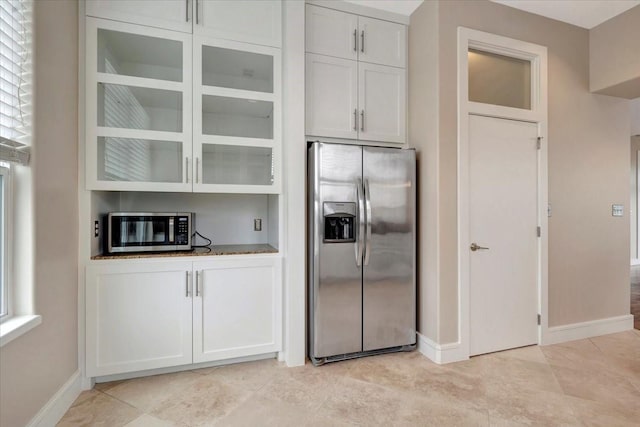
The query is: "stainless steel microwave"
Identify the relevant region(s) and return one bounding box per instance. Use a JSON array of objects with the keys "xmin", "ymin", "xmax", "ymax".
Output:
[{"xmin": 106, "ymin": 212, "xmax": 193, "ymax": 253}]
